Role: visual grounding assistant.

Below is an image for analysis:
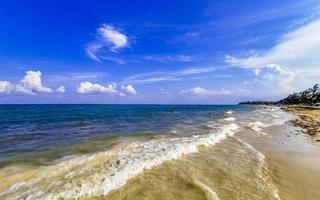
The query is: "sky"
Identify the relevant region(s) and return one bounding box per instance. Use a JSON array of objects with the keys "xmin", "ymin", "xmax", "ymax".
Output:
[{"xmin": 0, "ymin": 0, "xmax": 320, "ymax": 104}]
